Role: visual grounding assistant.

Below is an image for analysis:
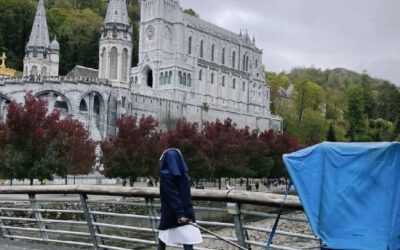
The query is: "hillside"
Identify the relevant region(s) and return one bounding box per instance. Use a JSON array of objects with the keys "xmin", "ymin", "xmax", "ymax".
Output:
[
  {"xmin": 268, "ymin": 67, "xmax": 400, "ymax": 144},
  {"xmin": 0, "ymin": 0, "xmax": 140, "ymax": 75}
]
